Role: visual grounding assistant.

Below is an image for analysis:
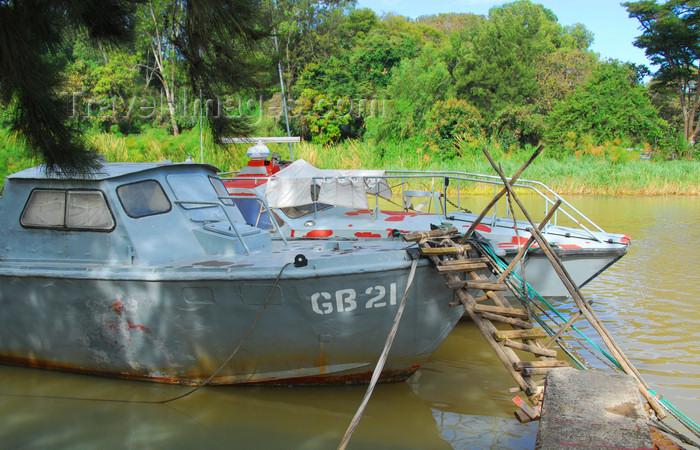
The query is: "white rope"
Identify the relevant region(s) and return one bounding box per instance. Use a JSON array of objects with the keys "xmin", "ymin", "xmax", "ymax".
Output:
[{"xmin": 337, "ymin": 257, "xmax": 420, "ymax": 450}]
